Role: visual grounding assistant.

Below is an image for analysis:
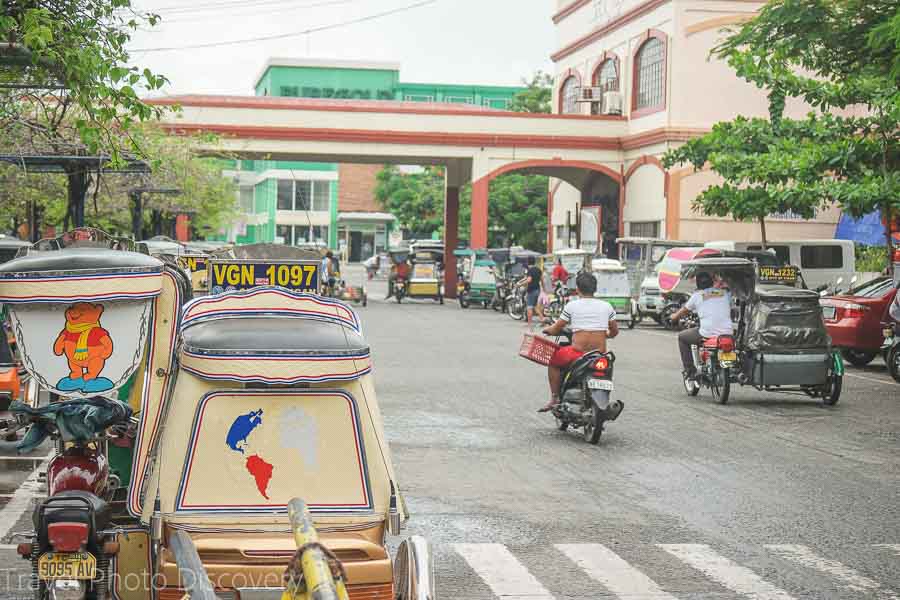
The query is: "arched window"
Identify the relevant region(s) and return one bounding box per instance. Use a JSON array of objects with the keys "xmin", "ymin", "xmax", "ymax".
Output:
[
  {"xmin": 591, "ymin": 57, "xmax": 619, "ymax": 115},
  {"xmin": 634, "ymin": 36, "xmax": 666, "ymax": 112},
  {"xmin": 559, "ymin": 76, "xmax": 579, "ymax": 114}
]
